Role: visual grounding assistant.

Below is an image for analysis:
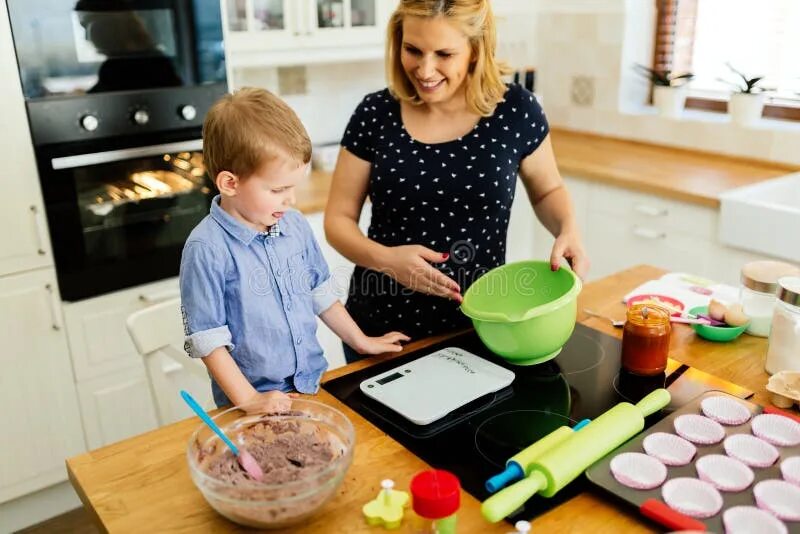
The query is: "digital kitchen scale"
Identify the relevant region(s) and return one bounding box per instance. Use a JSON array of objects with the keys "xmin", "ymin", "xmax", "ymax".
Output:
[{"xmin": 359, "ymin": 347, "xmax": 516, "ymax": 425}]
